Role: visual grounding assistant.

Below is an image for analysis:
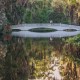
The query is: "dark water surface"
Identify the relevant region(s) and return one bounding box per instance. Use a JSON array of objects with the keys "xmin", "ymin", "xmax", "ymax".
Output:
[{"xmin": 0, "ymin": 33, "xmax": 80, "ymax": 80}]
